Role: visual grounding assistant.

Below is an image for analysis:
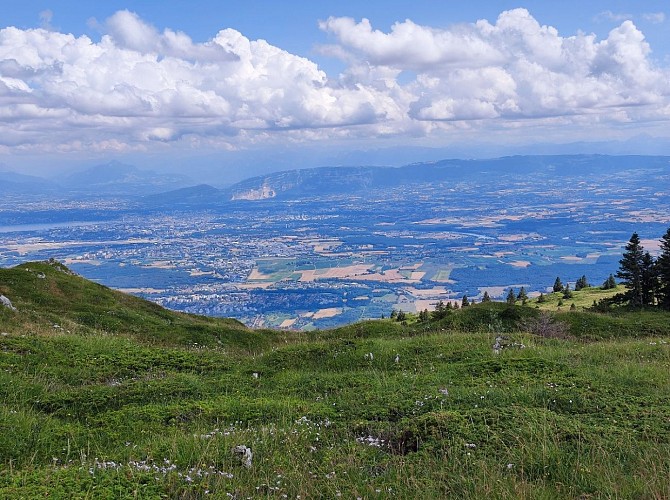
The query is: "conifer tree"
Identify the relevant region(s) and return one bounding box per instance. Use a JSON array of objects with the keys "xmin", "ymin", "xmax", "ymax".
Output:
[
  {"xmin": 461, "ymin": 295, "xmax": 470, "ymax": 307},
  {"xmin": 431, "ymin": 301, "xmax": 446, "ymax": 320},
  {"xmin": 553, "ymin": 277, "xmax": 563, "ymax": 293},
  {"xmin": 641, "ymin": 251, "xmax": 657, "ymax": 306},
  {"xmin": 517, "ymin": 287, "xmax": 528, "ymax": 305},
  {"xmin": 537, "ymin": 292, "xmax": 546, "ymax": 303},
  {"xmin": 617, "ymin": 232, "xmax": 645, "ymax": 307},
  {"xmin": 506, "ymin": 288, "xmax": 517, "ymax": 305},
  {"xmin": 482, "ymin": 291, "xmax": 491, "ymax": 303},
  {"xmin": 658, "ymin": 227, "xmax": 670, "ymax": 310},
  {"xmin": 602, "ymin": 274, "xmax": 617, "ymax": 290},
  {"xmin": 563, "ymin": 283, "xmax": 573, "ymax": 299},
  {"xmin": 575, "ymin": 275, "xmax": 588, "ymax": 291}
]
